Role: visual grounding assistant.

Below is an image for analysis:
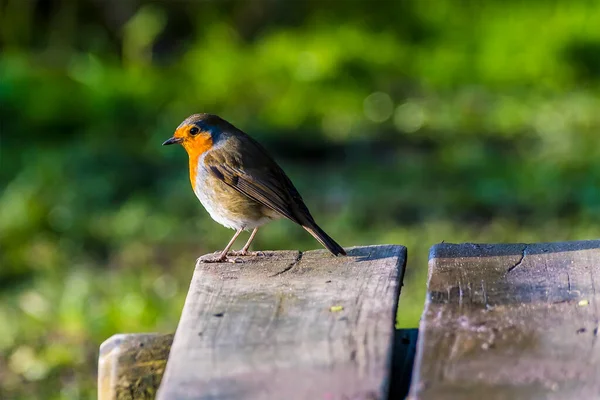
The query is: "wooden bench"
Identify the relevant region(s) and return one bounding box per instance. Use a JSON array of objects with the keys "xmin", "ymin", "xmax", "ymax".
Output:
[
  {"xmin": 99, "ymin": 240, "xmax": 600, "ymax": 399},
  {"xmin": 99, "ymin": 245, "xmax": 411, "ymax": 399},
  {"xmin": 410, "ymin": 240, "xmax": 600, "ymax": 399},
  {"xmin": 98, "ymin": 333, "xmax": 173, "ymax": 400}
]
